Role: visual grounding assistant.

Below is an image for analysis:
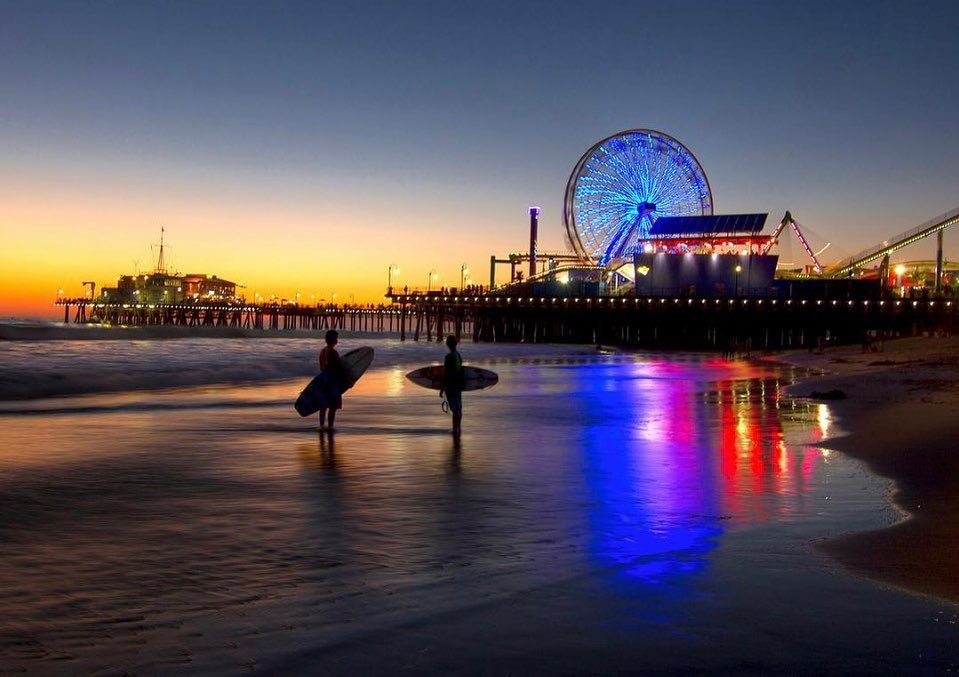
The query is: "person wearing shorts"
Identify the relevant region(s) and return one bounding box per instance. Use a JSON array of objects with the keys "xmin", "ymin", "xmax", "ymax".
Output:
[{"xmin": 440, "ymin": 335, "xmax": 464, "ymax": 434}]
